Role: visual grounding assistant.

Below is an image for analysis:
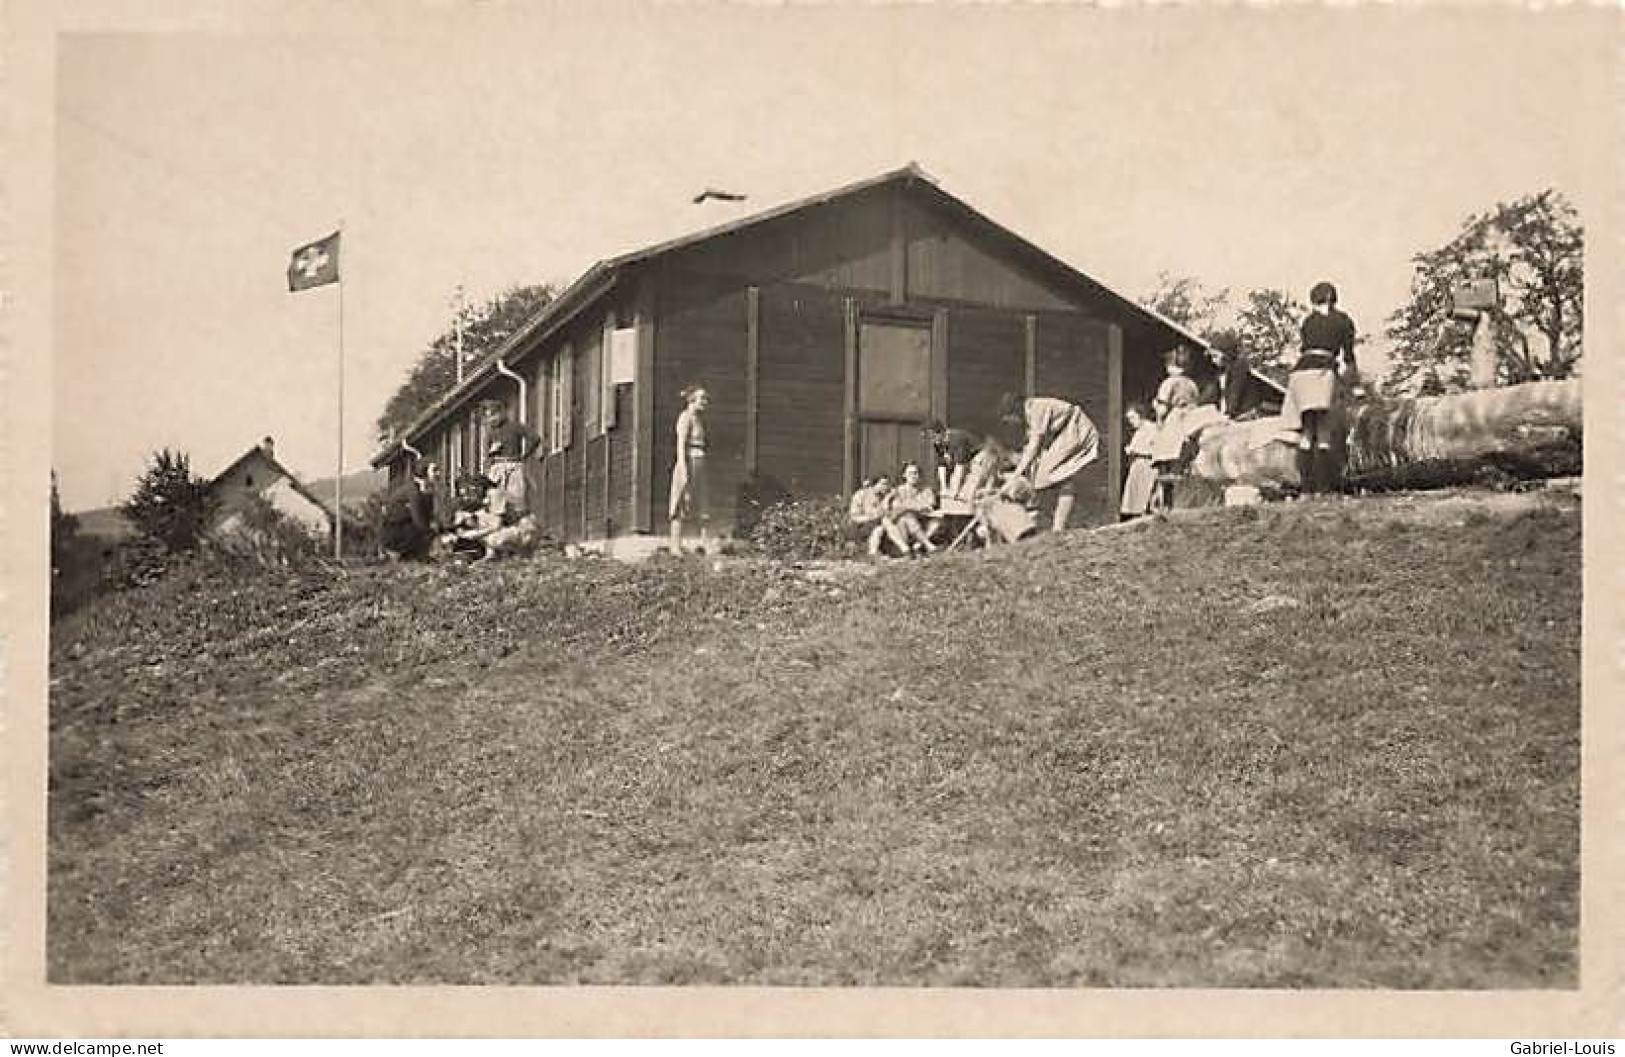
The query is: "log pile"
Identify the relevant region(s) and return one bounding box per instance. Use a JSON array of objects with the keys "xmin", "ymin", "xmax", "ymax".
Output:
[{"xmin": 1185, "ymin": 379, "xmax": 1582, "ymax": 489}]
